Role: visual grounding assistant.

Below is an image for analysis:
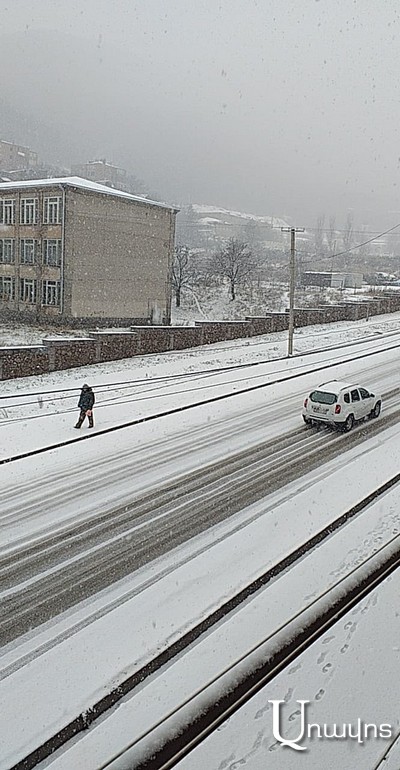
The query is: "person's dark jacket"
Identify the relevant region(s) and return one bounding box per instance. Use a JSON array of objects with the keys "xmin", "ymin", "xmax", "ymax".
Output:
[{"xmin": 78, "ymin": 386, "xmax": 95, "ymax": 411}]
